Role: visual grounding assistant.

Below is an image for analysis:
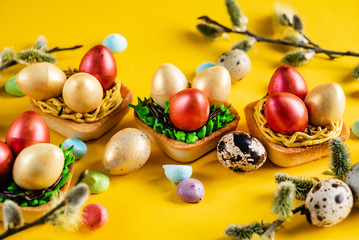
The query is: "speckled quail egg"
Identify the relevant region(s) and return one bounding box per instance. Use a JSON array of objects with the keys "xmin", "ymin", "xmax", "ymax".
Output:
[
  {"xmin": 217, "ymin": 131, "xmax": 267, "ymax": 172},
  {"xmin": 216, "ymin": 49, "xmax": 251, "ymax": 83},
  {"xmin": 305, "ymin": 178, "xmax": 353, "ymax": 227},
  {"xmin": 345, "ymin": 162, "xmax": 359, "ymax": 207}
]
